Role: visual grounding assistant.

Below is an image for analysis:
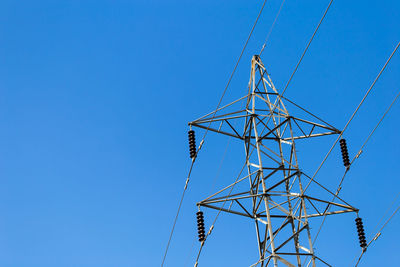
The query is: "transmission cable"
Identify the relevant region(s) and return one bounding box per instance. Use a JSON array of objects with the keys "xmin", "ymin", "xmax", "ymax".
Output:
[
  {"xmin": 302, "ymin": 40, "xmax": 400, "ymax": 194},
  {"xmin": 370, "ymin": 190, "xmax": 400, "ymax": 237},
  {"xmin": 293, "ymin": 40, "xmax": 399, "ymax": 266},
  {"xmin": 261, "ymin": 0, "xmax": 334, "ymax": 129},
  {"xmin": 281, "ymin": 0, "xmax": 333, "ymax": 97},
  {"xmin": 311, "ymin": 86, "xmax": 400, "ymax": 247},
  {"xmin": 161, "ymin": 1, "xmax": 267, "ymax": 265}
]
